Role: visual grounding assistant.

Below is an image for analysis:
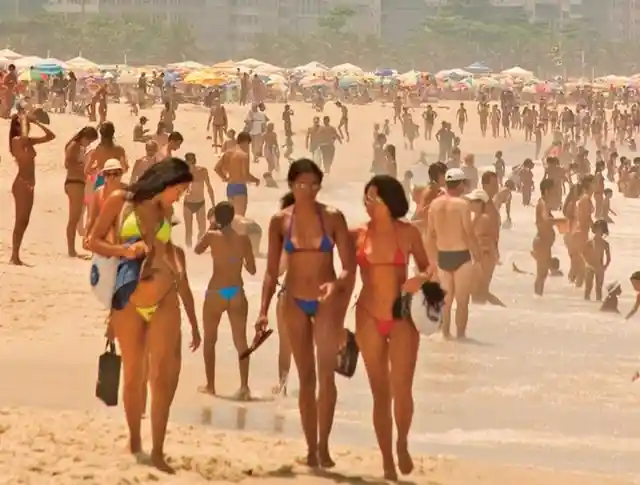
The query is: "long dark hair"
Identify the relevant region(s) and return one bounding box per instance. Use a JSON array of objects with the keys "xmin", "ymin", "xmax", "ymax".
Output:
[
  {"xmin": 128, "ymin": 157, "xmax": 193, "ymax": 203},
  {"xmin": 8, "ymin": 115, "xmax": 22, "ymax": 156},
  {"xmin": 364, "ymin": 175, "xmax": 409, "ymax": 219},
  {"xmin": 280, "ymin": 158, "xmax": 323, "ymax": 209},
  {"xmin": 66, "ymin": 126, "xmax": 98, "ymax": 150}
]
